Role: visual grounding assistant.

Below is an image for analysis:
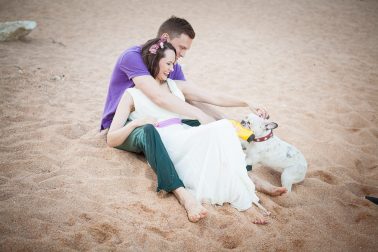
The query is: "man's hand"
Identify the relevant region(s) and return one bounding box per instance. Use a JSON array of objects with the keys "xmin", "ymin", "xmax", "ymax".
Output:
[
  {"xmin": 247, "ymin": 103, "xmax": 270, "ymax": 119},
  {"xmin": 256, "ymin": 108, "xmax": 269, "ymax": 119}
]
